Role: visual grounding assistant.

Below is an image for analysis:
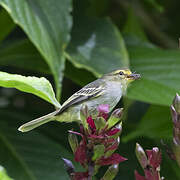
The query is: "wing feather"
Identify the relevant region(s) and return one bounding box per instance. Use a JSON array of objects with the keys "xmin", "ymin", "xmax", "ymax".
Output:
[{"xmin": 59, "ymin": 80, "xmax": 105, "ymax": 113}]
